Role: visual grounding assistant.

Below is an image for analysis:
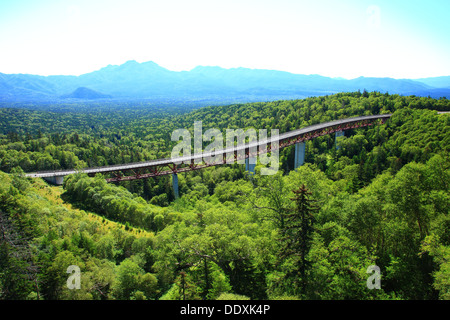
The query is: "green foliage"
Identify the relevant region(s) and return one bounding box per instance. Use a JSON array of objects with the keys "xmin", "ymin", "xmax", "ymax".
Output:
[
  {"xmin": 216, "ymin": 292, "xmax": 250, "ymax": 300},
  {"xmin": 0, "ymin": 92, "xmax": 449, "ymax": 300},
  {"xmin": 62, "ymin": 172, "xmax": 175, "ymax": 232},
  {"xmin": 421, "ymin": 235, "xmax": 450, "ymax": 300},
  {"xmin": 112, "ymin": 258, "xmax": 158, "ymax": 300},
  {"xmin": 278, "ymin": 185, "xmax": 318, "ymax": 296}
]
